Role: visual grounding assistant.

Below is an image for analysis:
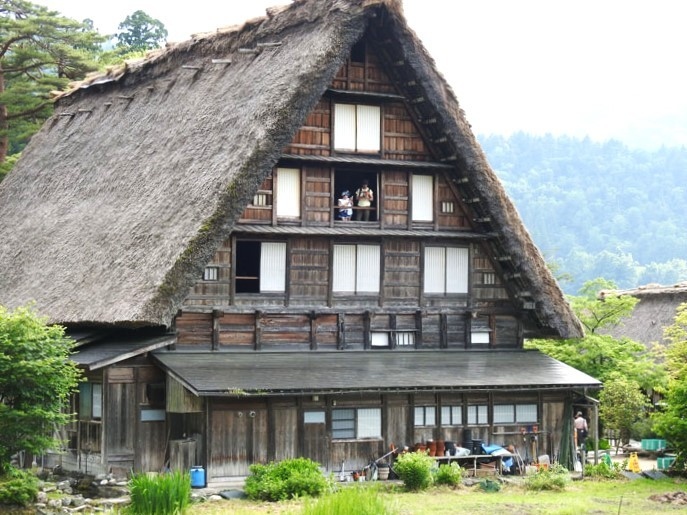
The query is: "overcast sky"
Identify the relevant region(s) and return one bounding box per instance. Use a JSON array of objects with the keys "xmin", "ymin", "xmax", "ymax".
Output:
[{"xmin": 37, "ymin": 0, "xmax": 687, "ymax": 149}]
